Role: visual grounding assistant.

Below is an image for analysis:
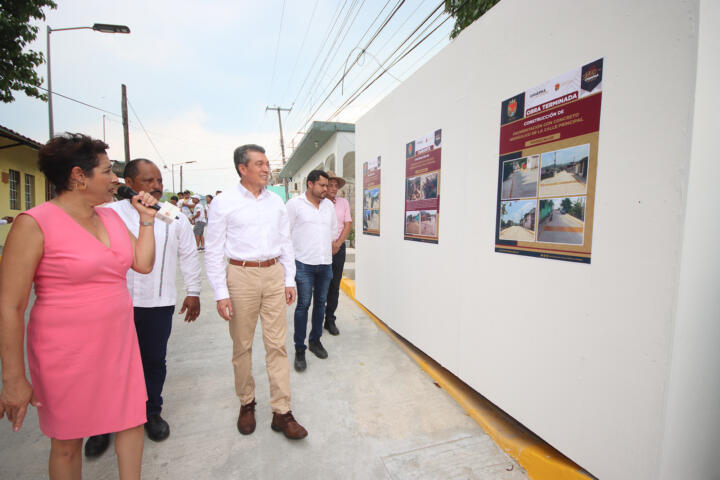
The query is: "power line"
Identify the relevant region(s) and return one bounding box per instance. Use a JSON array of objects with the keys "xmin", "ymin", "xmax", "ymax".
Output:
[
  {"xmin": 289, "ymin": 0, "xmax": 349, "ymax": 107},
  {"xmin": 128, "ymin": 100, "xmax": 168, "ymax": 169},
  {"xmin": 280, "ymin": 0, "xmax": 321, "ymax": 103},
  {"xmin": 269, "ymin": 0, "xmax": 288, "ymax": 97},
  {"xmin": 298, "ymin": 0, "xmax": 444, "ymax": 132},
  {"xmin": 36, "ymin": 85, "xmax": 121, "ymax": 117},
  {"xmin": 329, "ymin": 10, "xmax": 451, "ymax": 121},
  {"xmin": 287, "ymin": 0, "xmax": 406, "ymax": 129}
]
